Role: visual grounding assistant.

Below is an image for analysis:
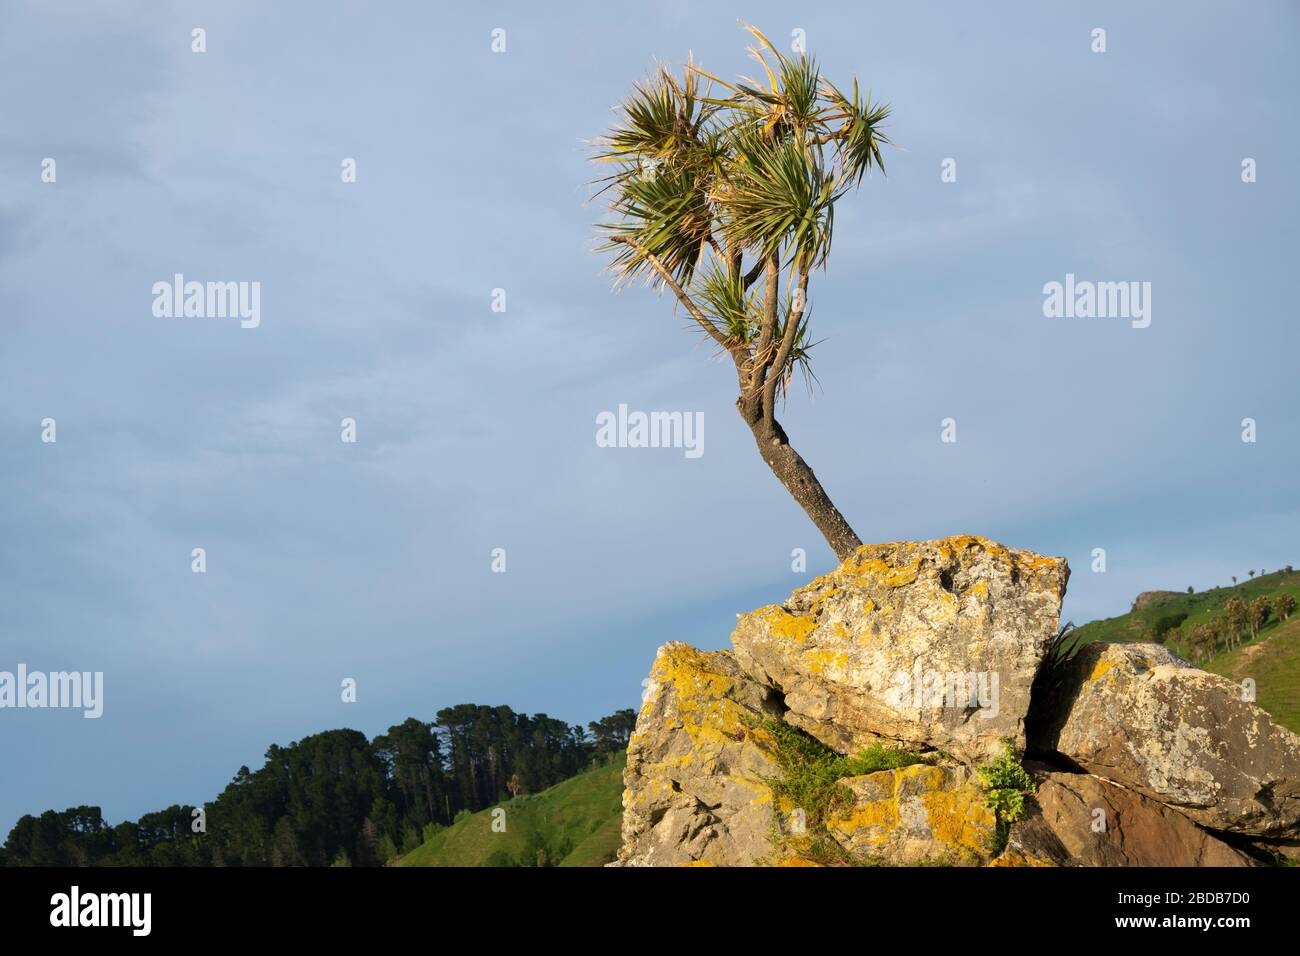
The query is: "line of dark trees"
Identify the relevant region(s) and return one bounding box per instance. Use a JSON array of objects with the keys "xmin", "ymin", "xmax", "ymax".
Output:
[{"xmin": 1, "ymin": 704, "xmax": 636, "ymax": 867}]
